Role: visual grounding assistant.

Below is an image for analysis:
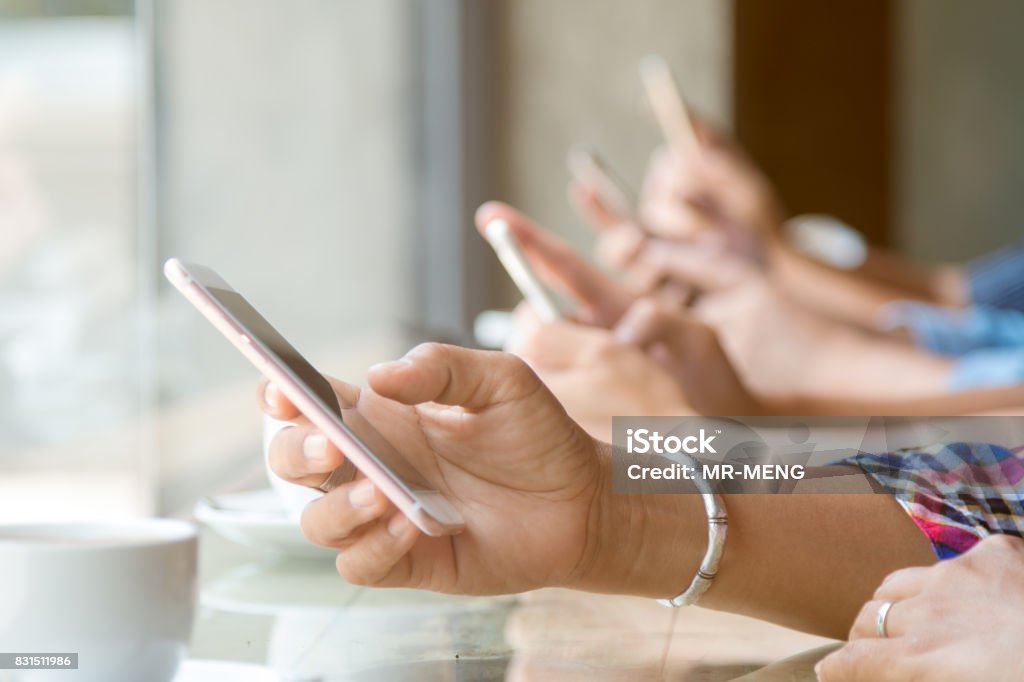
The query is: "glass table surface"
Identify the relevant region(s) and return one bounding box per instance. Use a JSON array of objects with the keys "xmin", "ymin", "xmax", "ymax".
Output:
[{"xmin": 189, "ymin": 526, "xmax": 838, "ymax": 681}]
